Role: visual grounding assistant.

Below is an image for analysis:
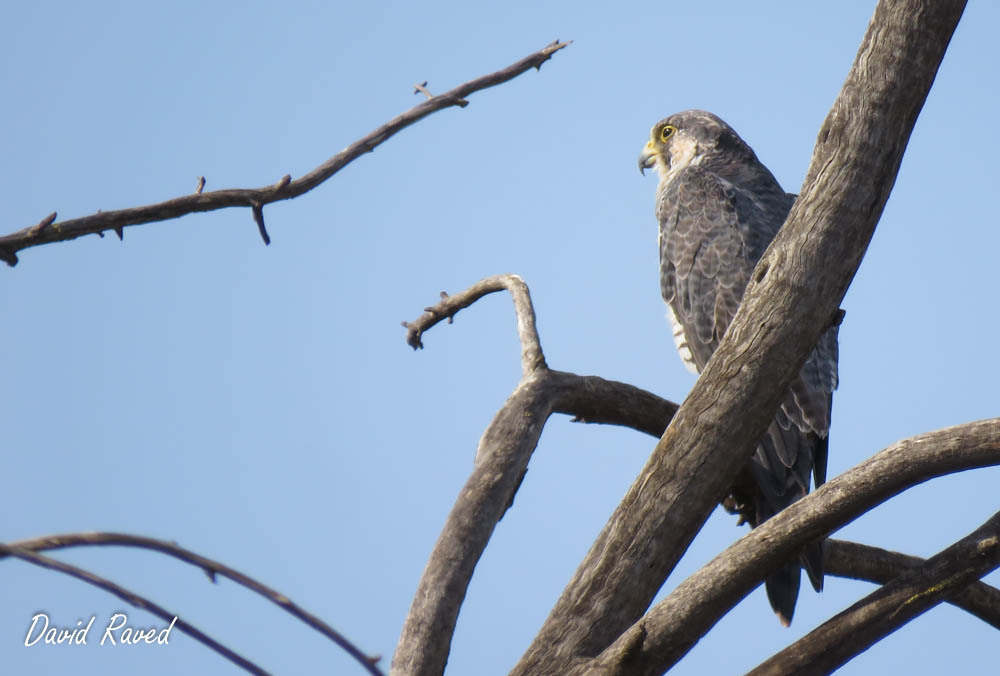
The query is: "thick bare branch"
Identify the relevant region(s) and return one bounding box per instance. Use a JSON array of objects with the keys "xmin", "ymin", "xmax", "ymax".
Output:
[
  {"xmin": 4, "ymin": 532, "xmax": 383, "ymax": 676},
  {"xmin": 0, "ymin": 544, "xmax": 267, "ymax": 675},
  {"xmin": 547, "ymin": 370, "xmax": 677, "ymax": 440},
  {"xmin": 0, "ymin": 41, "xmax": 570, "ymax": 267},
  {"xmin": 391, "ymin": 279, "xmax": 678, "ymax": 676},
  {"xmin": 825, "ymin": 539, "xmax": 1000, "ymax": 630},
  {"xmin": 391, "ymin": 373, "xmax": 555, "ymax": 676},
  {"xmin": 512, "ymin": 2, "xmax": 966, "ymax": 673},
  {"xmin": 577, "ymin": 418, "xmax": 1000, "ymax": 676},
  {"xmin": 749, "ymin": 513, "xmax": 1000, "ymax": 676}
]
